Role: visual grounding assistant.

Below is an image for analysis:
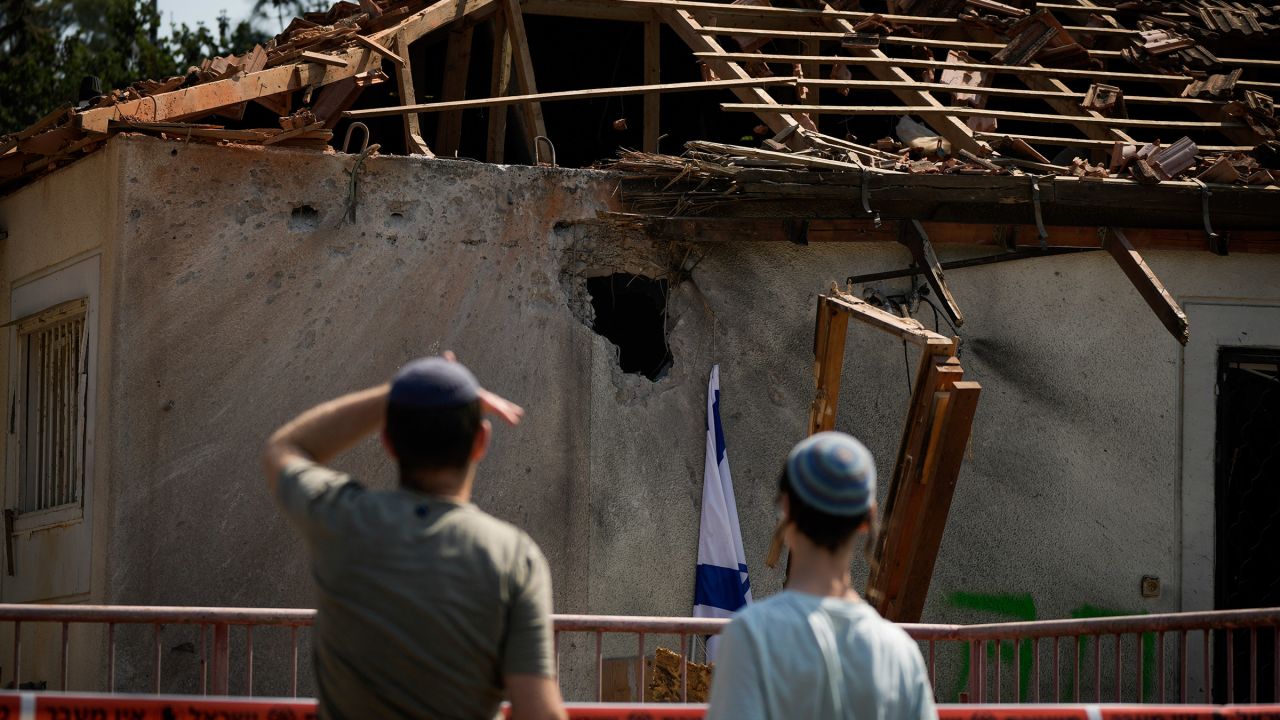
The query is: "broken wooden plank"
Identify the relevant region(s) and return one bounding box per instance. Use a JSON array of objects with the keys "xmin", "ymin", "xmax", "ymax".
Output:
[
  {"xmin": 312, "ymin": 70, "xmax": 384, "ymax": 129},
  {"xmin": 262, "ymin": 121, "xmax": 327, "ymax": 145},
  {"xmin": 354, "ymin": 33, "xmax": 407, "ymax": 67},
  {"xmin": 808, "ymin": 296, "xmax": 852, "ymax": 435},
  {"xmin": 869, "ymin": 350, "xmax": 961, "ymax": 616},
  {"xmin": 76, "ymin": 48, "xmax": 378, "ymax": 133},
  {"xmin": 881, "ymin": 379, "xmax": 981, "ymax": 622},
  {"xmin": 346, "ymin": 77, "xmax": 798, "ymax": 117},
  {"xmin": 644, "ymin": 19, "xmax": 662, "ymax": 153},
  {"xmin": 1105, "ymin": 227, "xmax": 1190, "ymax": 344},
  {"xmin": 900, "ymin": 220, "xmax": 965, "ymax": 328},
  {"xmin": 822, "ymin": 288, "xmax": 956, "ymax": 348},
  {"xmin": 253, "ymin": 91, "xmax": 293, "ymax": 117},
  {"xmin": 300, "ymin": 50, "xmax": 350, "ymax": 67},
  {"xmin": 393, "ymin": 34, "xmax": 434, "ymax": 156},
  {"xmin": 436, "ymin": 25, "xmax": 475, "ymax": 156},
  {"xmin": 0, "ymin": 104, "xmax": 73, "ymax": 155}
]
